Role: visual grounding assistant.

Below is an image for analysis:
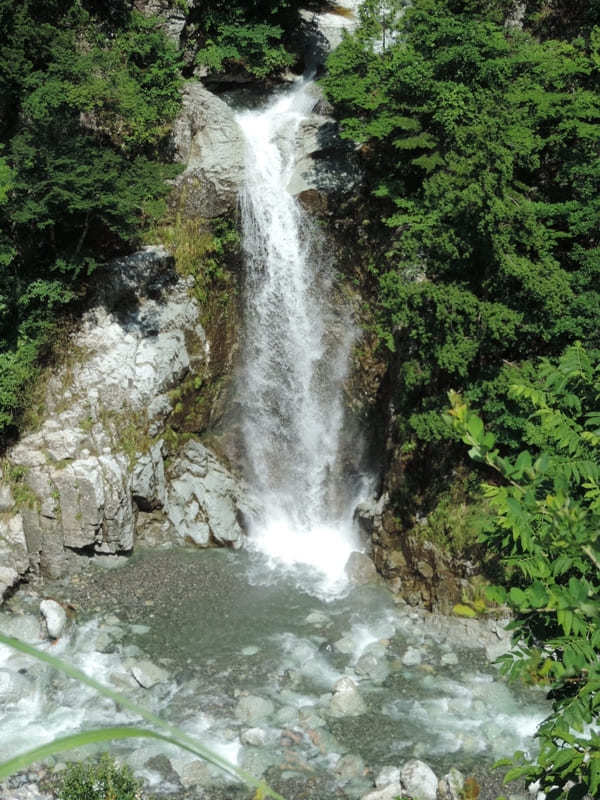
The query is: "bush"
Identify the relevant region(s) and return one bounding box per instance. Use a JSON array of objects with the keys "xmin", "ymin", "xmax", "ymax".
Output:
[{"xmin": 57, "ymin": 754, "xmax": 142, "ymax": 800}]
